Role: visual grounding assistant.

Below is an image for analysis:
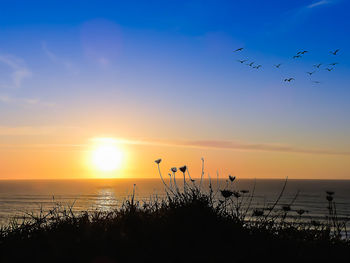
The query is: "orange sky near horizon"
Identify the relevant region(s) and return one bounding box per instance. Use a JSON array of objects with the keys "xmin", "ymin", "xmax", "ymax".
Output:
[{"xmin": 1, "ymin": 133, "xmax": 349, "ymax": 180}]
